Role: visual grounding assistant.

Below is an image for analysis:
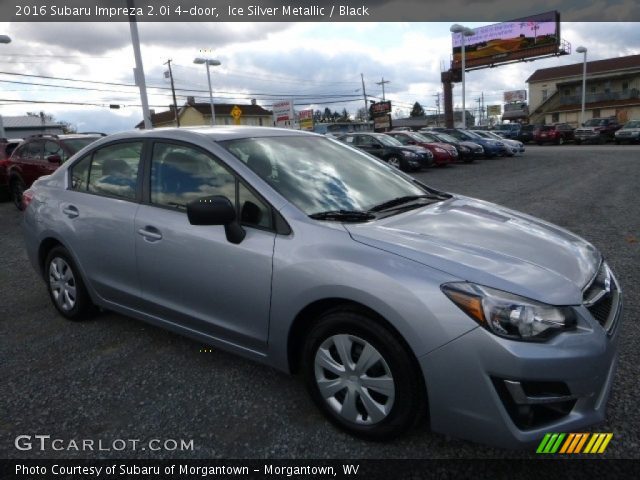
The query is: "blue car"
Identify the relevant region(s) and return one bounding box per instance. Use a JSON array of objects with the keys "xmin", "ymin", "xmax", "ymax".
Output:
[{"xmin": 445, "ymin": 128, "xmax": 507, "ymax": 158}]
